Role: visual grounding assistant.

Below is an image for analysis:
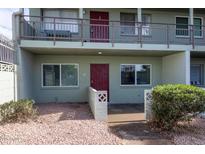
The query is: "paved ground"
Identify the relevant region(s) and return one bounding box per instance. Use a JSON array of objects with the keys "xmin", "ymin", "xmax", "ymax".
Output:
[
  {"xmin": 108, "ymin": 104, "xmax": 144, "ymax": 114},
  {"xmin": 108, "ymin": 104, "xmax": 145, "ymax": 123},
  {"xmin": 0, "ymin": 103, "xmax": 204, "ymax": 145}
]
